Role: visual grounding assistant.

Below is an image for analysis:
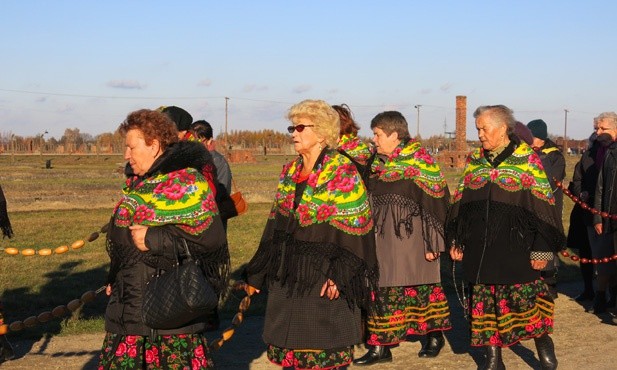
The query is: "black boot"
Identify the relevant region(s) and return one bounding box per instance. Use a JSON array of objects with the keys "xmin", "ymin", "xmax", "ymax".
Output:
[
  {"xmin": 418, "ymin": 330, "xmax": 445, "ymax": 358},
  {"xmin": 0, "ymin": 336, "xmax": 14, "ymax": 363},
  {"xmin": 534, "ymin": 334, "xmax": 557, "ymax": 370},
  {"xmin": 607, "ymin": 286, "xmax": 617, "ymax": 308},
  {"xmin": 353, "ymin": 345, "xmax": 392, "ymax": 366},
  {"xmin": 480, "ymin": 346, "xmax": 505, "ymax": 370},
  {"xmin": 593, "ymin": 291, "xmax": 607, "ymax": 313}
]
